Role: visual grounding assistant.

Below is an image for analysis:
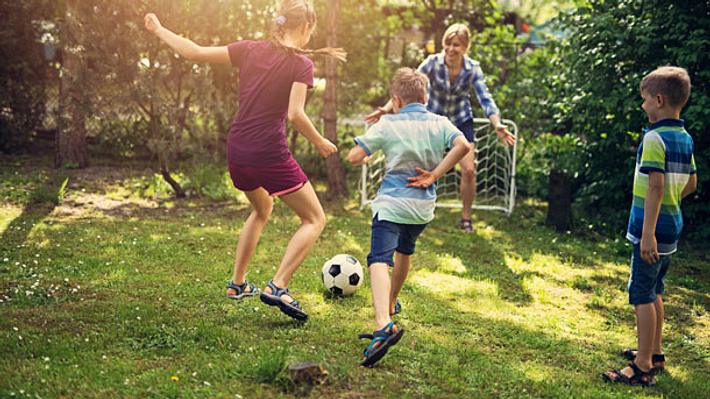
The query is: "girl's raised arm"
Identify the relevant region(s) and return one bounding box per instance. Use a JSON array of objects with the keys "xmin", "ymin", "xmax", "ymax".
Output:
[{"xmin": 144, "ymin": 13, "xmax": 230, "ymax": 64}]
